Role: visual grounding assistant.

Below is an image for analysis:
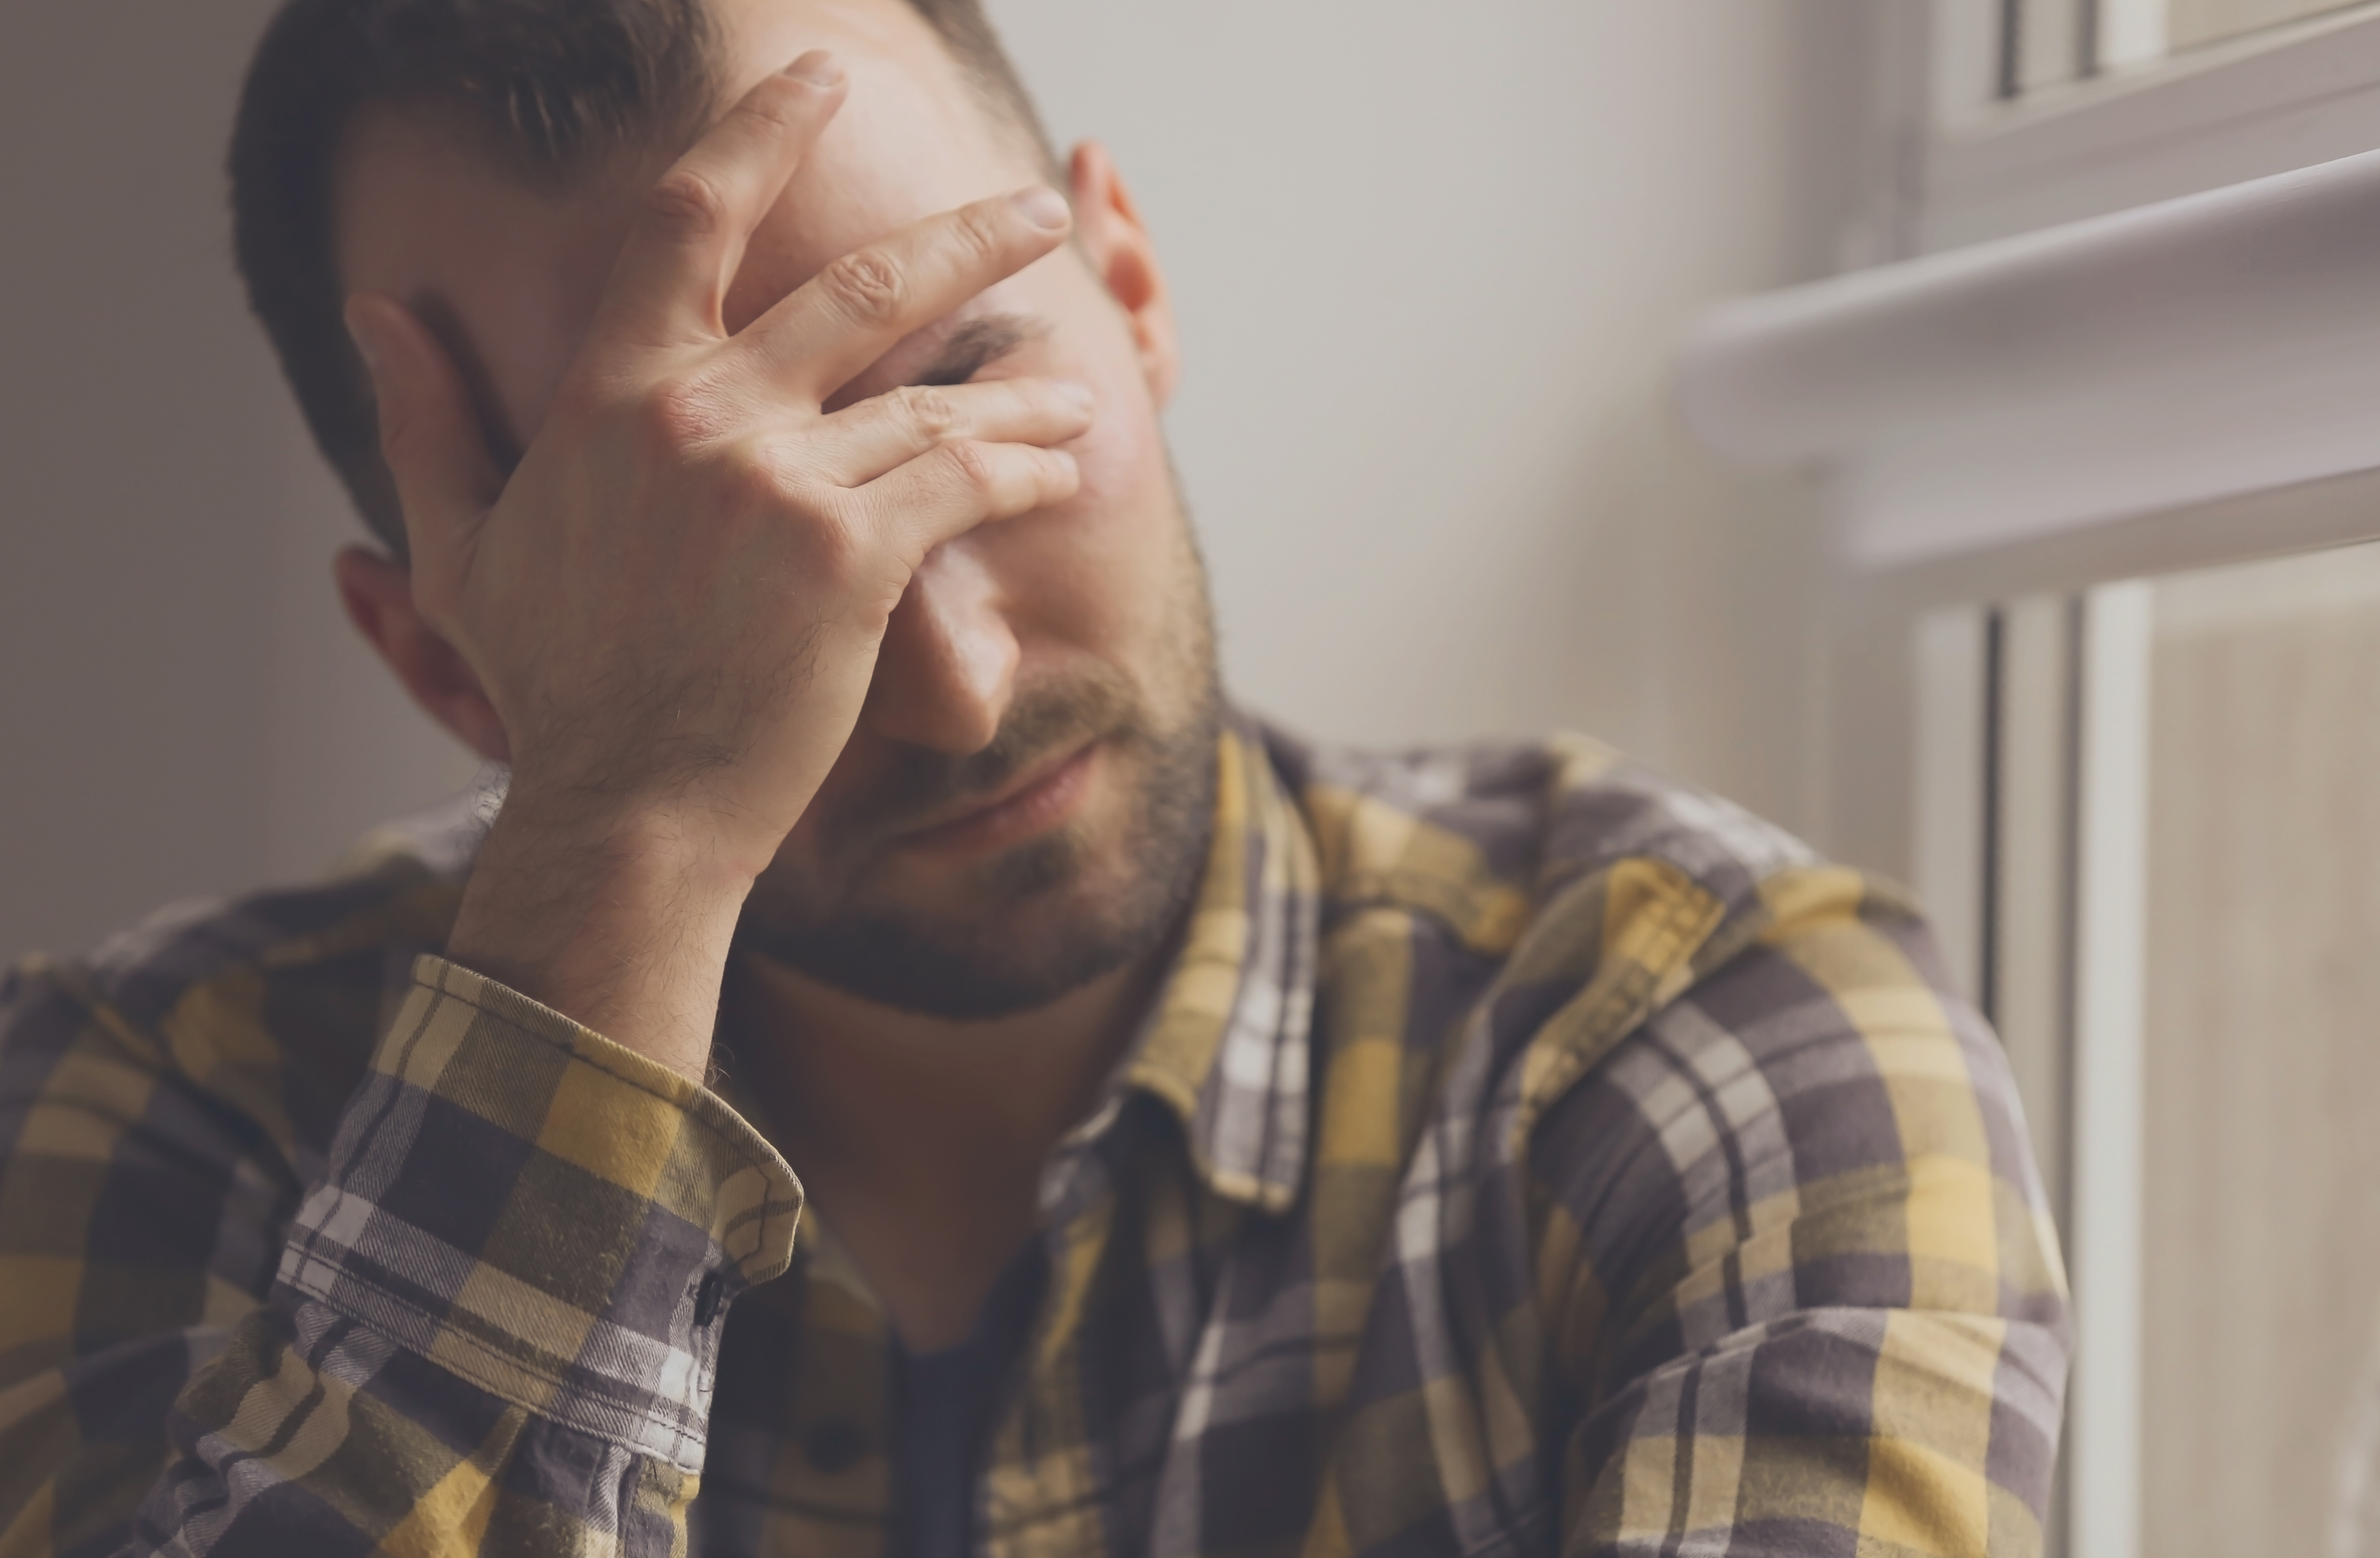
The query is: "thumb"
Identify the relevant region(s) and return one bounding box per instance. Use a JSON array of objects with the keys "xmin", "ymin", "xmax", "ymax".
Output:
[{"xmin": 345, "ymin": 294, "xmax": 503, "ymax": 582}]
